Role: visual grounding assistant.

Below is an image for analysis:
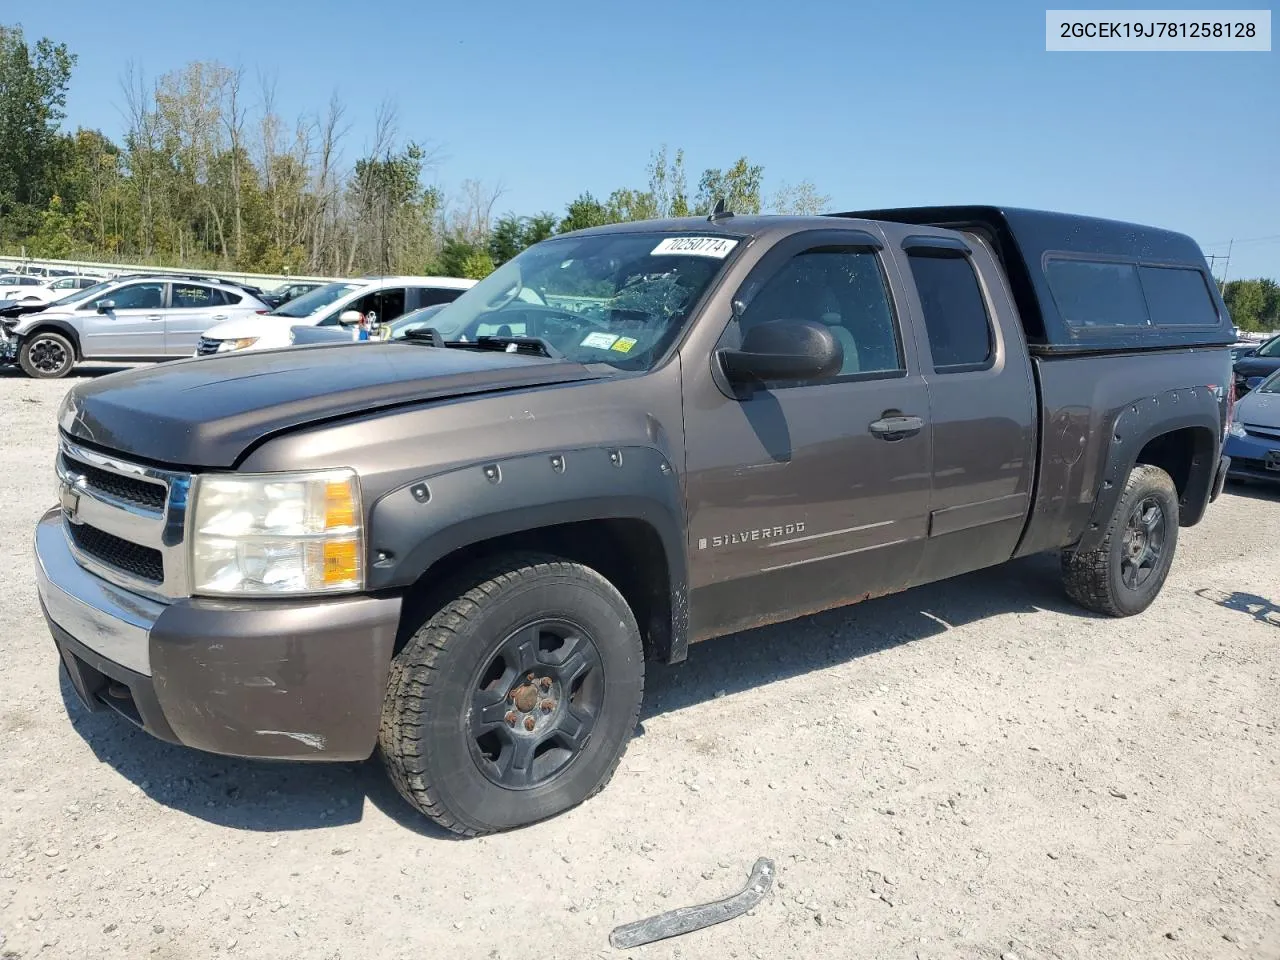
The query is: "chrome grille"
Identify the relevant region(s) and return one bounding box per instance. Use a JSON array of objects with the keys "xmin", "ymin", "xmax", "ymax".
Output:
[
  {"xmin": 196, "ymin": 336, "xmax": 221, "ymax": 356},
  {"xmin": 56, "ymin": 437, "xmax": 192, "ymax": 601},
  {"xmin": 59, "ymin": 452, "xmax": 166, "ymax": 511},
  {"xmin": 67, "ymin": 522, "xmax": 164, "ymax": 583}
]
